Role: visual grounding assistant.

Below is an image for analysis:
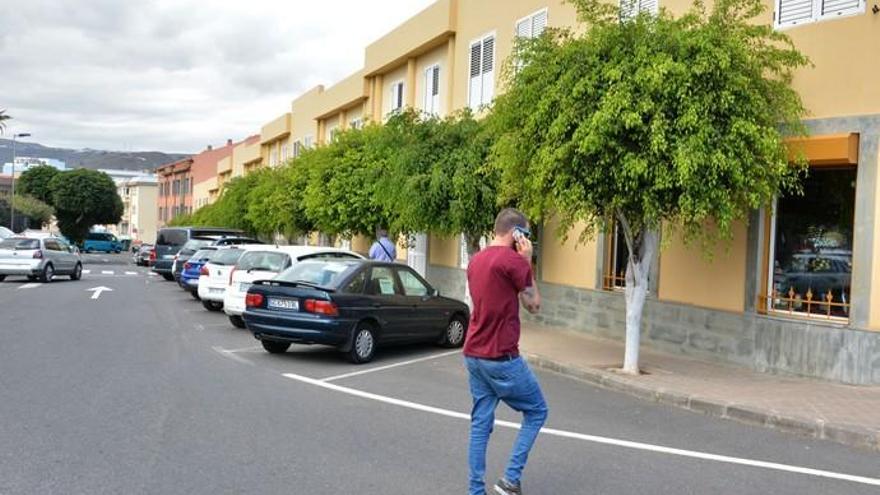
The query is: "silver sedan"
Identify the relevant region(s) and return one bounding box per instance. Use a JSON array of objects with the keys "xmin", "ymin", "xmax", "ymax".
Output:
[{"xmin": 0, "ymin": 236, "xmax": 83, "ymax": 282}]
